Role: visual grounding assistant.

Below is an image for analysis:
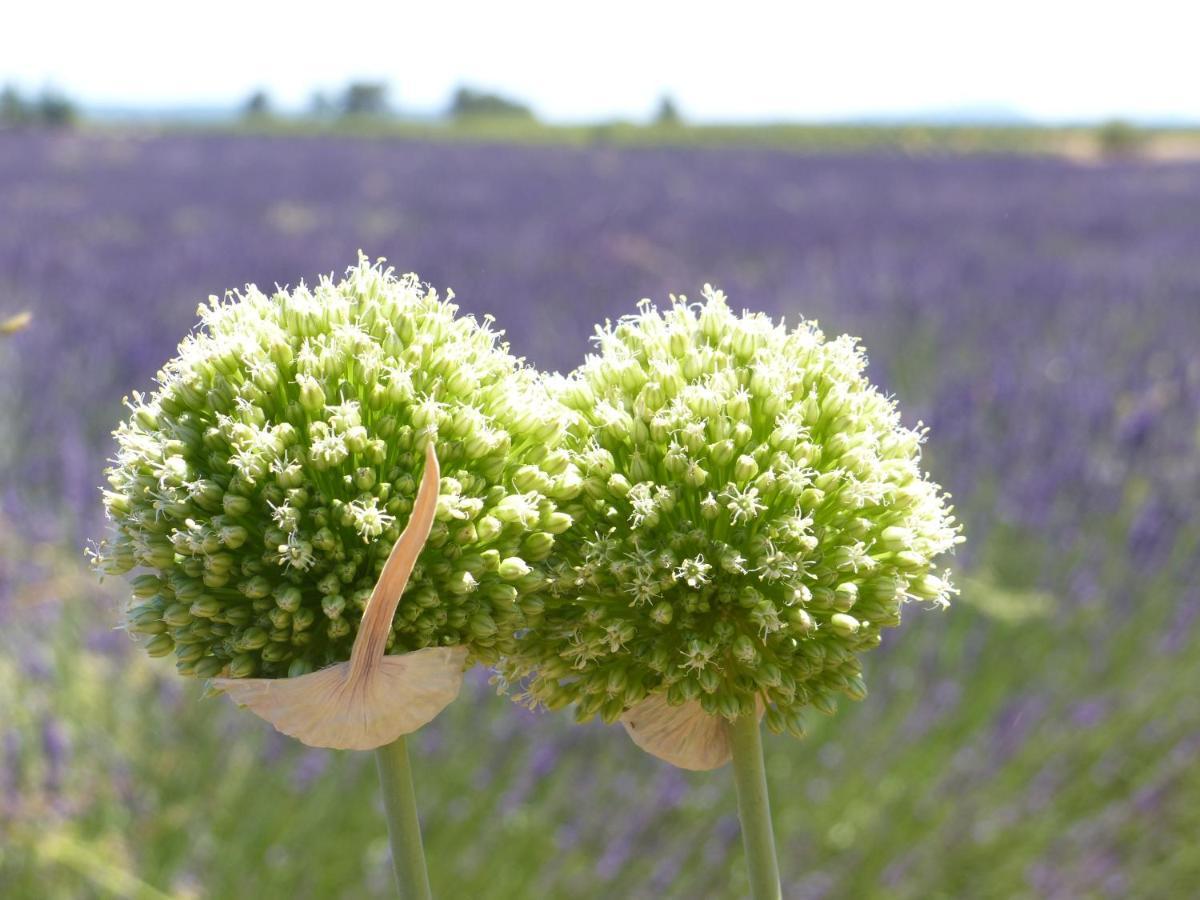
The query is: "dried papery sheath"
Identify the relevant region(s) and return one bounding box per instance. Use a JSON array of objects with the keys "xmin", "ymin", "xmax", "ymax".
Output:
[
  {"xmin": 93, "ymin": 255, "xmax": 578, "ymax": 688},
  {"xmin": 621, "ymin": 694, "xmax": 764, "ymax": 771},
  {"xmin": 505, "ymin": 286, "xmax": 963, "ymax": 763},
  {"xmin": 213, "ymin": 444, "xmax": 468, "ymax": 750}
]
